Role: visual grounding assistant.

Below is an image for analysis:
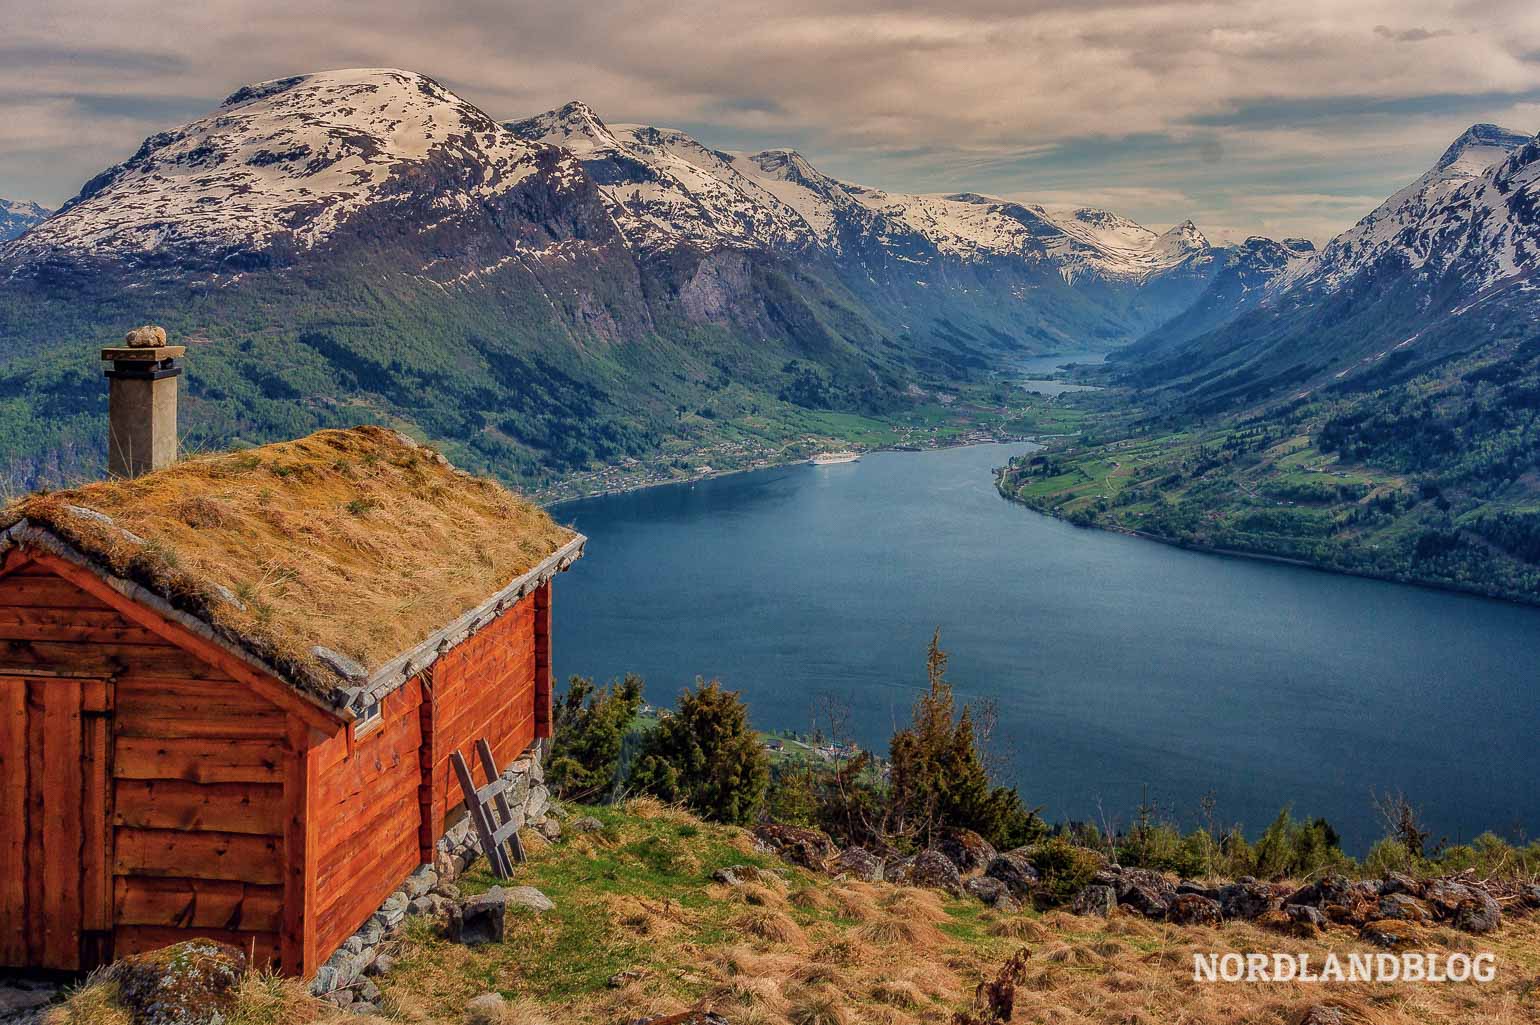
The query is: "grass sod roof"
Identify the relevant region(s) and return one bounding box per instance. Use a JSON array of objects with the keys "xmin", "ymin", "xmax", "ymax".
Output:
[{"xmin": 0, "ymin": 426, "xmax": 579, "ymax": 711}]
